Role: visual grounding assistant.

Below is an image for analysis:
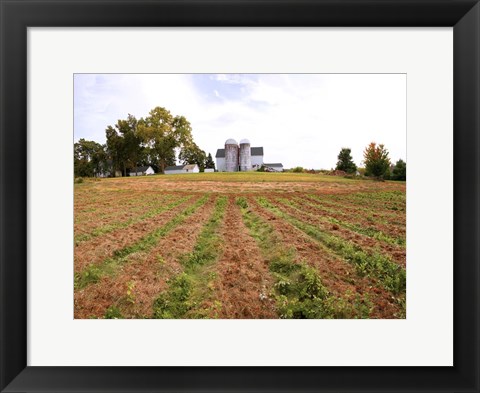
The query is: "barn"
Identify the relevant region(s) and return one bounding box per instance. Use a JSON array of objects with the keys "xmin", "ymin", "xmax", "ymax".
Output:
[
  {"xmin": 130, "ymin": 166, "xmax": 155, "ymax": 176},
  {"xmin": 263, "ymin": 163, "xmax": 284, "ymax": 172},
  {"xmin": 164, "ymin": 164, "xmax": 200, "ymax": 175},
  {"xmin": 215, "ymin": 139, "xmax": 264, "ymax": 172},
  {"xmin": 215, "ymin": 138, "xmax": 283, "ymax": 172}
]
